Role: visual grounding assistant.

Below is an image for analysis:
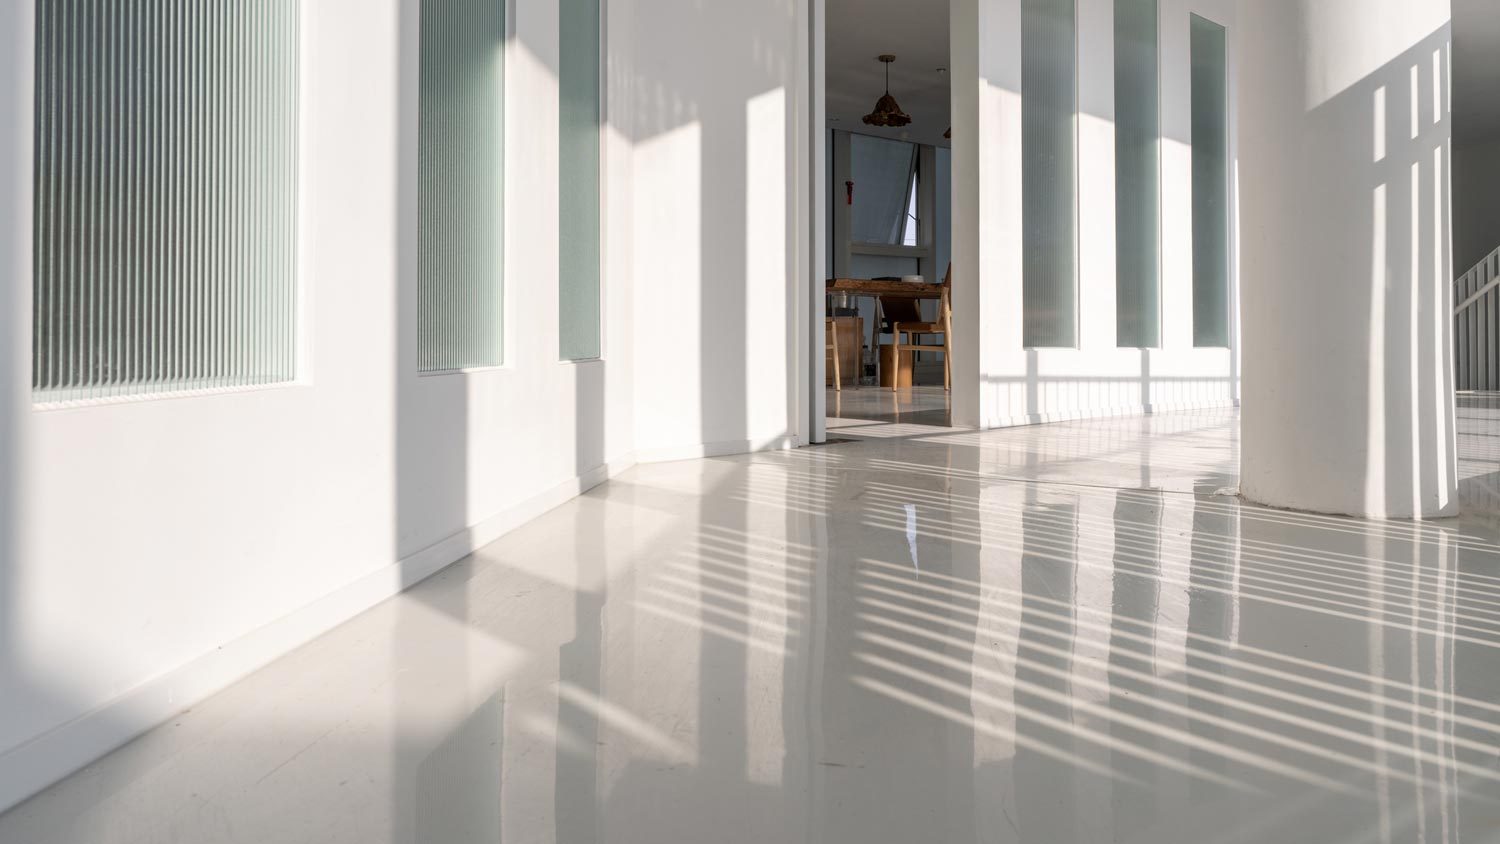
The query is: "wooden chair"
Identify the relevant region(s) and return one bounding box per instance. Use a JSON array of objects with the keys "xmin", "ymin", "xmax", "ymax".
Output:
[
  {"xmin": 825, "ymin": 317, "xmax": 841, "ymax": 392},
  {"xmin": 882, "ymin": 264, "xmax": 953, "ymax": 391}
]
